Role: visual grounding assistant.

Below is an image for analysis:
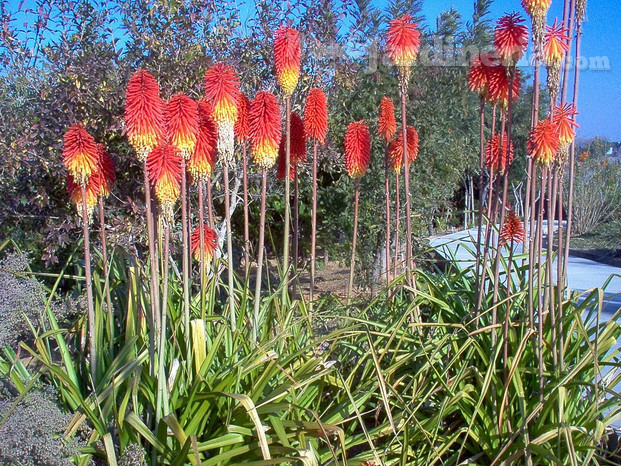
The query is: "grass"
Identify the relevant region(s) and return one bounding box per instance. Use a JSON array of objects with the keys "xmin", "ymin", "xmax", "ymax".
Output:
[{"xmin": 0, "ymin": 240, "xmax": 620, "ymax": 464}]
